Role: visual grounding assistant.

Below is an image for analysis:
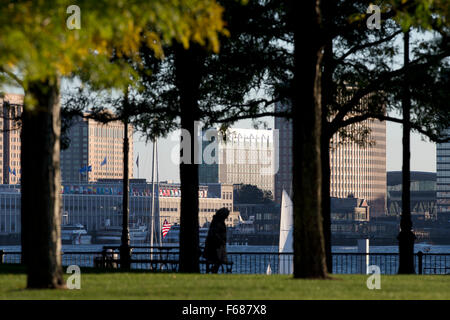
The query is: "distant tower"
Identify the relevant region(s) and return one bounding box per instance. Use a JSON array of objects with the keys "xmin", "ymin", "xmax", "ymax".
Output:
[
  {"xmin": 436, "ymin": 128, "xmax": 450, "ymax": 223},
  {"xmin": 274, "ymin": 101, "xmax": 387, "ymax": 218},
  {"xmin": 198, "ymin": 127, "xmax": 276, "ymax": 196},
  {"xmin": 0, "ymin": 94, "xmax": 23, "ymax": 185},
  {"xmin": 60, "ymin": 114, "xmax": 133, "ymax": 183}
]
